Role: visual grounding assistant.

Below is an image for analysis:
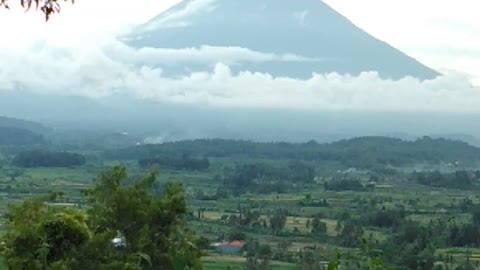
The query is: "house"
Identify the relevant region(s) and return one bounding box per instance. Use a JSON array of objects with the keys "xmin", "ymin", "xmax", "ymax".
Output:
[{"xmin": 211, "ymin": 241, "xmax": 245, "ymax": 254}]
